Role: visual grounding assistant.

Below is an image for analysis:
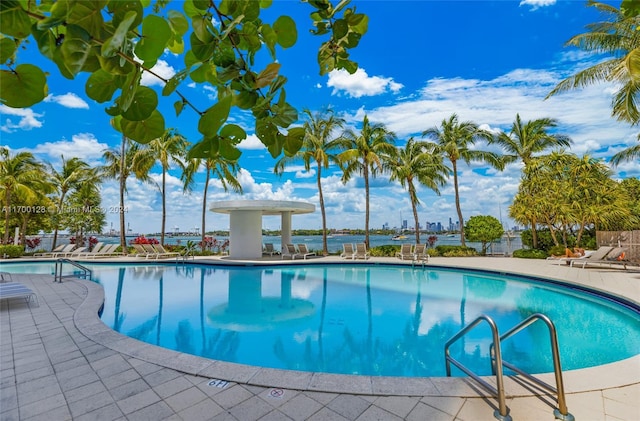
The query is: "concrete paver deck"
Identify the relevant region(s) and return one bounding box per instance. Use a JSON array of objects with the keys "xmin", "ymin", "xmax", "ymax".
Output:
[{"xmin": 1, "ymin": 256, "xmax": 638, "ymax": 420}]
